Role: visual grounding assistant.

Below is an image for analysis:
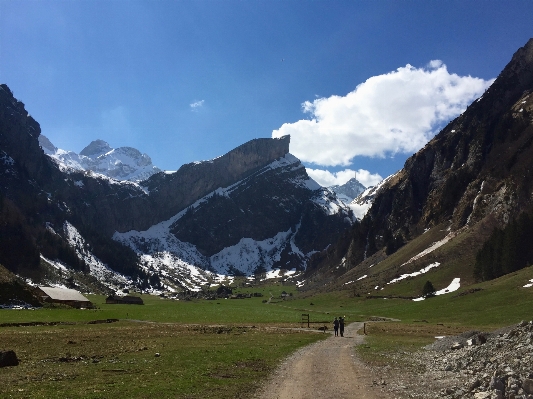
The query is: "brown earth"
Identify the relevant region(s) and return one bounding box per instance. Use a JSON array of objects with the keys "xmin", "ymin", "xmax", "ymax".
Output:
[{"xmin": 254, "ymin": 322, "xmax": 389, "ymax": 399}]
